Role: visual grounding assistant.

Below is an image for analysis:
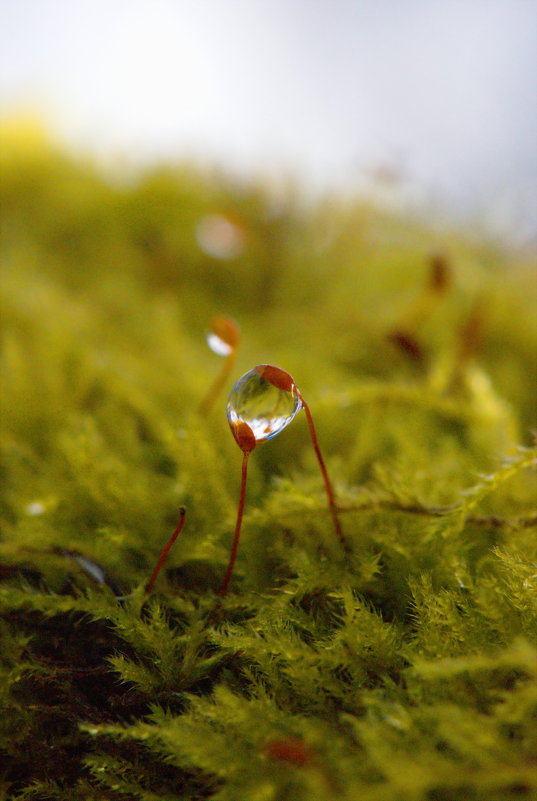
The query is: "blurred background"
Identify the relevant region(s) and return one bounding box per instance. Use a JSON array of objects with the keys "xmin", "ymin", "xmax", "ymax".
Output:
[{"xmin": 1, "ymin": 0, "xmax": 536, "ymax": 242}]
